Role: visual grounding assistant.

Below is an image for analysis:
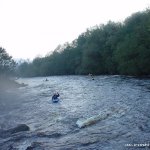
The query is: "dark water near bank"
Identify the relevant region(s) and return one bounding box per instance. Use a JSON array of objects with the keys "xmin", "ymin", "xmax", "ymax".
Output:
[{"xmin": 0, "ymin": 75, "xmax": 150, "ymax": 150}]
